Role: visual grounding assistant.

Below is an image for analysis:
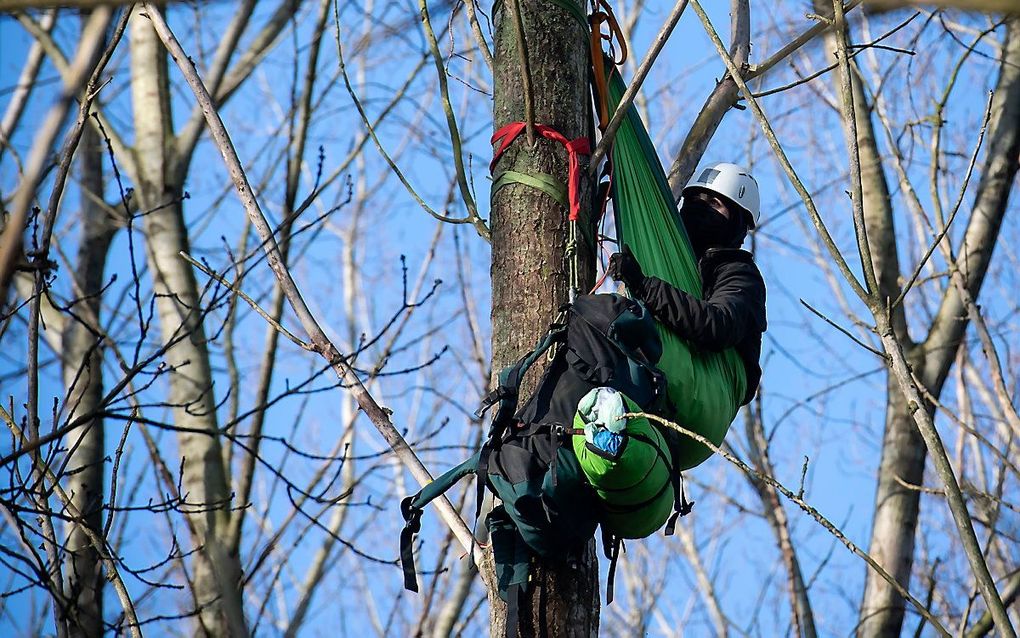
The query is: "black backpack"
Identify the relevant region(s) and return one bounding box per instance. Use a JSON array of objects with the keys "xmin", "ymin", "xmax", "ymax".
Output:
[{"xmin": 399, "ymin": 294, "xmax": 685, "ymax": 631}]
